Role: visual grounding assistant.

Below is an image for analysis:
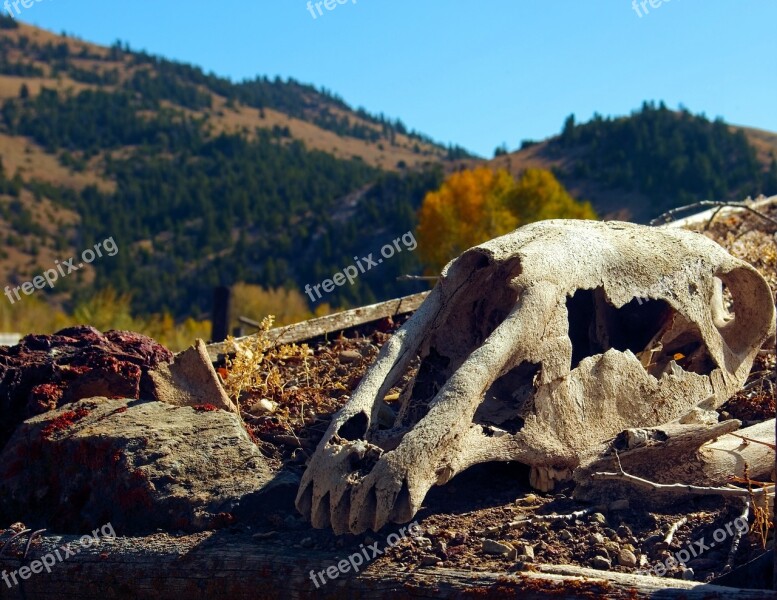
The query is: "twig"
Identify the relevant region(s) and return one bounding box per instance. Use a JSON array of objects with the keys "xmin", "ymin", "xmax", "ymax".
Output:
[
  {"xmin": 0, "ymin": 528, "xmax": 30, "ymax": 557},
  {"xmin": 729, "ymin": 433, "xmax": 776, "ymax": 451},
  {"xmin": 23, "ymin": 528, "xmax": 46, "ymax": 559},
  {"xmin": 591, "ymin": 470, "xmax": 774, "ymax": 498},
  {"xmin": 664, "ymin": 516, "xmax": 687, "ymax": 545},
  {"xmin": 722, "ymin": 501, "xmax": 750, "ymax": 574},
  {"xmin": 648, "ymin": 200, "xmax": 777, "ymax": 228},
  {"xmin": 396, "ymin": 275, "xmax": 439, "ymax": 282}
]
